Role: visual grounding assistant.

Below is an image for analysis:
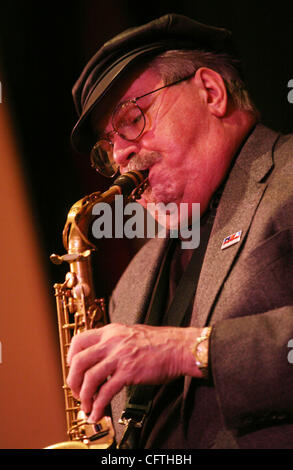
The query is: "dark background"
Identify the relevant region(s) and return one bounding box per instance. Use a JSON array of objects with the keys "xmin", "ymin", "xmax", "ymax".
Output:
[{"xmin": 0, "ymin": 1, "xmax": 292, "ymax": 299}]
